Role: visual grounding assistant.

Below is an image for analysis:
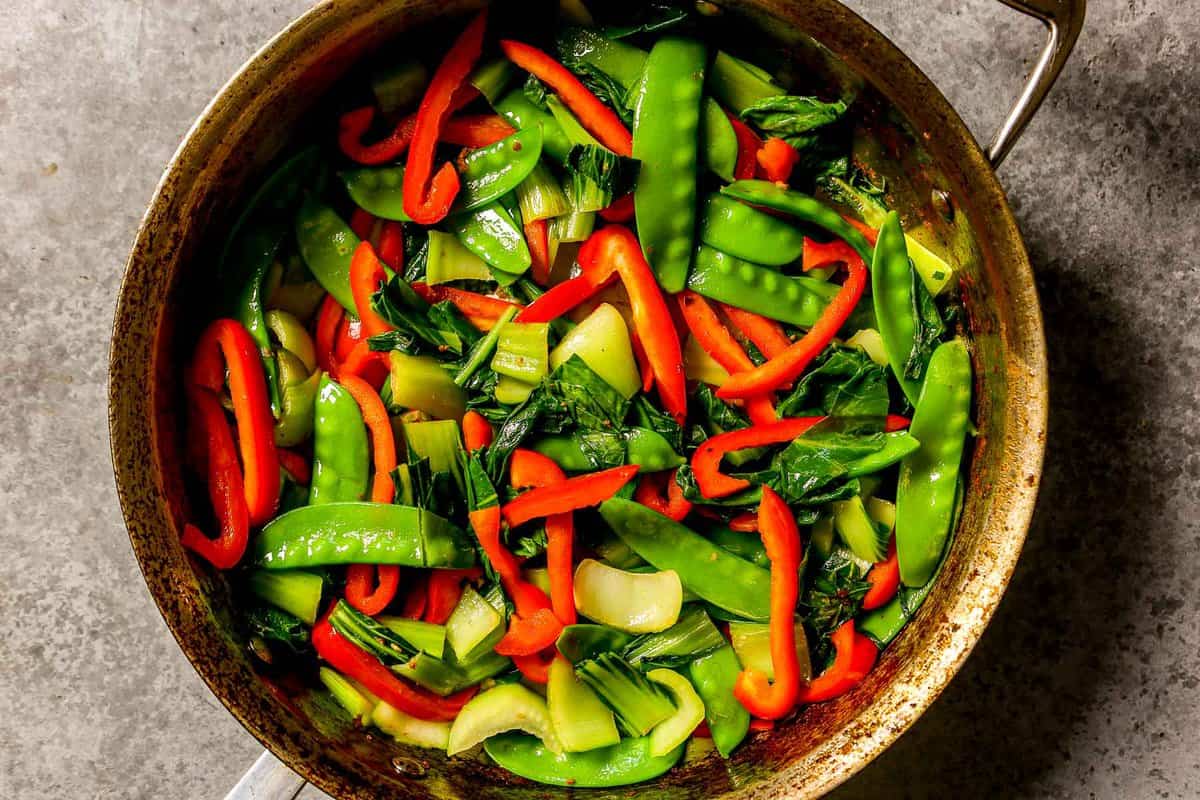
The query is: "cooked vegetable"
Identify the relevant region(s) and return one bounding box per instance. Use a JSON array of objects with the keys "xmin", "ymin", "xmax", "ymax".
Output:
[
  {"xmin": 576, "ymin": 653, "xmax": 677, "ymax": 736},
  {"xmin": 246, "ymin": 569, "xmax": 323, "ymax": 624},
  {"xmin": 573, "ymin": 559, "xmax": 682, "ymax": 633},
  {"xmin": 446, "ymin": 682, "xmax": 562, "ymax": 755},
  {"xmin": 645, "ymin": 668, "xmax": 706, "ymax": 756},
  {"xmin": 548, "ymin": 655, "xmax": 621, "ymax": 752},
  {"xmin": 548, "ymin": 303, "xmax": 640, "ymax": 399}
]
